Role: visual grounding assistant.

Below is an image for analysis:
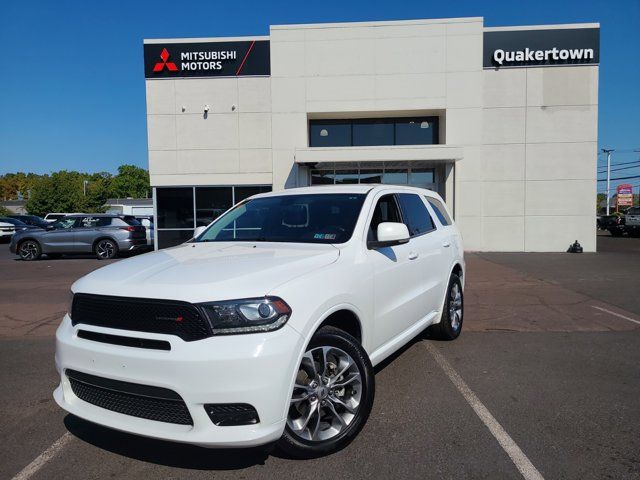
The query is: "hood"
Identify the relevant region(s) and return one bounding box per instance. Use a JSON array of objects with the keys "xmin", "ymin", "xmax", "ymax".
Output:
[{"xmin": 72, "ymin": 242, "xmax": 340, "ymax": 303}]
